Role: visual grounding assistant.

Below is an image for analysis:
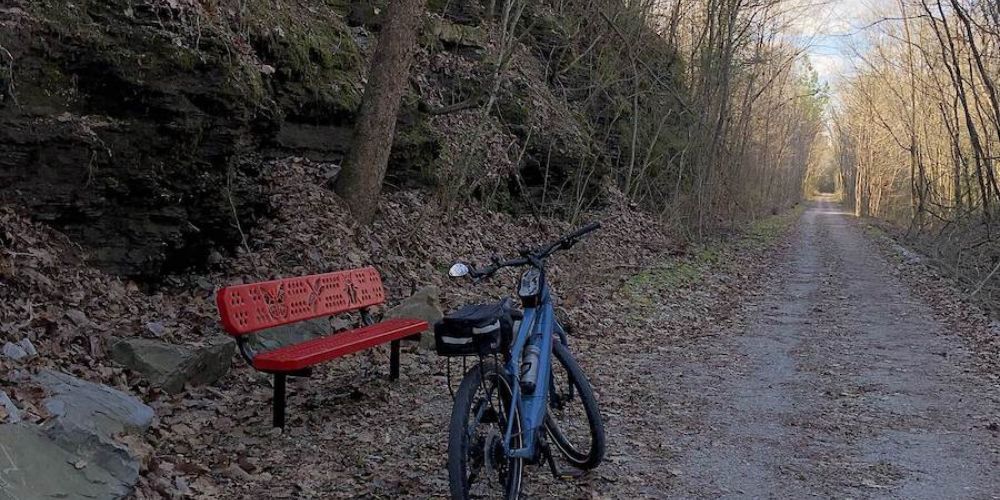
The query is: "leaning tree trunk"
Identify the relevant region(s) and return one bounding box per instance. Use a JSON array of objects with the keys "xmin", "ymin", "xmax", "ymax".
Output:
[{"xmin": 335, "ymin": 0, "xmax": 426, "ymax": 223}]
